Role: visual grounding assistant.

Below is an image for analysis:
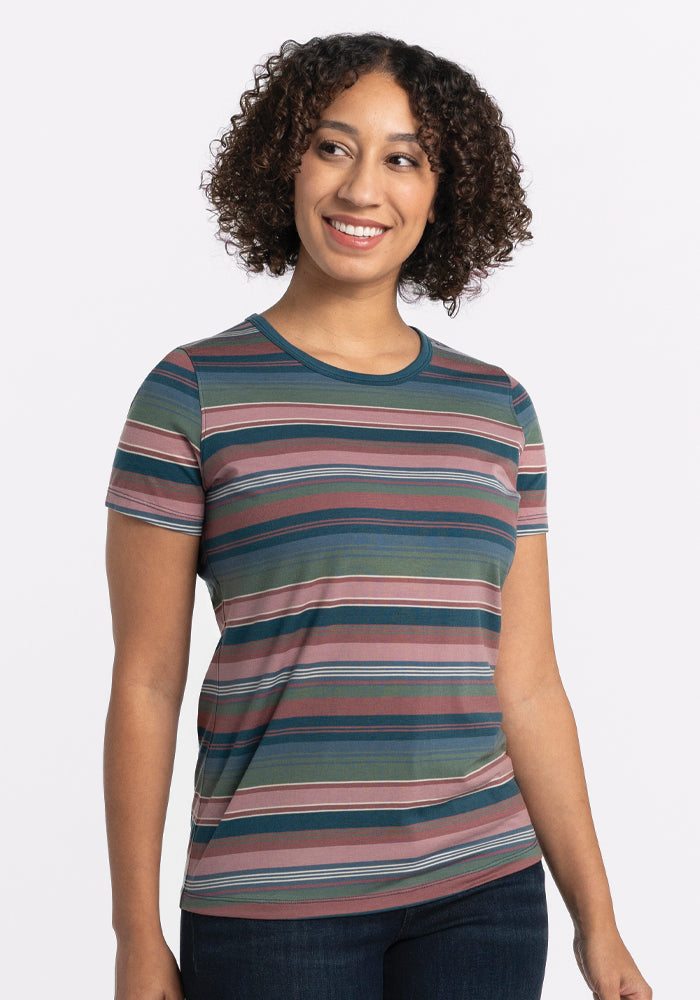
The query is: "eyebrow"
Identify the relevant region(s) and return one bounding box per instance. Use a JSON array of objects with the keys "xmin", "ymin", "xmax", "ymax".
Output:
[{"xmin": 316, "ymin": 119, "xmax": 420, "ymax": 144}]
